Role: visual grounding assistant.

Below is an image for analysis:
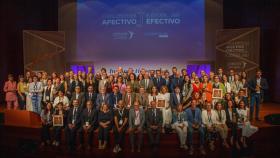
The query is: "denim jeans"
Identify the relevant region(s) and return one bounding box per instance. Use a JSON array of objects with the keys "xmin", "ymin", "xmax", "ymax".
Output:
[{"xmin": 250, "ymin": 93, "xmax": 261, "ymax": 119}]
